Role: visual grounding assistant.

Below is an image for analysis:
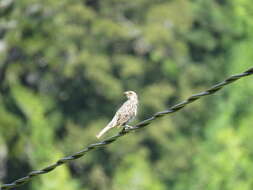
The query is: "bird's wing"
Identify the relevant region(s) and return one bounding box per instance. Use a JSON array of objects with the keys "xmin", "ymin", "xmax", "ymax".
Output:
[{"xmin": 115, "ymin": 100, "xmax": 134, "ymax": 125}]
